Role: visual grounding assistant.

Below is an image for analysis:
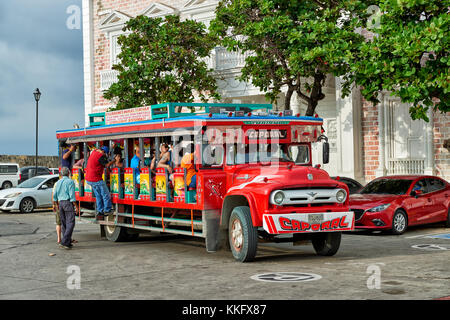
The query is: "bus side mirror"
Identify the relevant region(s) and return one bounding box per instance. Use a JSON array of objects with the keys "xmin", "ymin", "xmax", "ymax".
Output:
[{"xmin": 323, "ymin": 141, "xmax": 330, "ymax": 164}]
